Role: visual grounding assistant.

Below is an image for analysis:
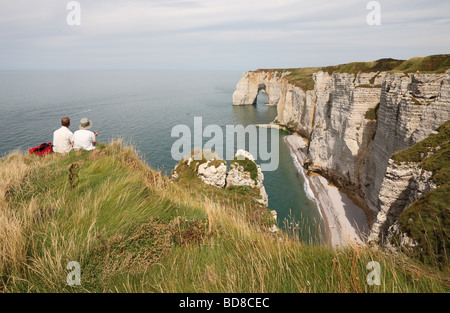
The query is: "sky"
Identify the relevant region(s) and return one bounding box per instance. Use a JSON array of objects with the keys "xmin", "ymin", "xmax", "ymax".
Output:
[{"xmin": 0, "ymin": 0, "xmax": 449, "ymax": 71}]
